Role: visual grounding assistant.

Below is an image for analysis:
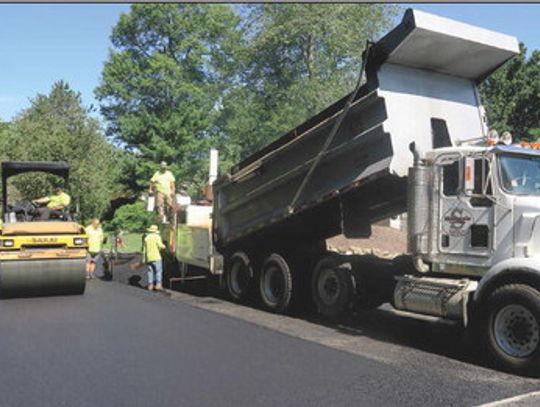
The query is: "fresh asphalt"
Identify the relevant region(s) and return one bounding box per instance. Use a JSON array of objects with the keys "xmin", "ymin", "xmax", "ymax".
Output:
[{"xmin": 0, "ymin": 259, "xmax": 538, "ymax": 407}]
